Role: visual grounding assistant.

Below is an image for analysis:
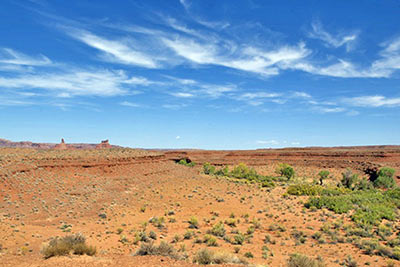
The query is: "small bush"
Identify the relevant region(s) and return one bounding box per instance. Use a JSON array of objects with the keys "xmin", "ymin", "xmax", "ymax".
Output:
[
  {"xmin": 177, "ymin": 158, "xmax": 195, "ymax": 167},
  {"xmin": 341, "ymin": 169, "xmax": 359, "ymax": 189},
  {"xmin": 192, "ymin": 248, "xmax": 247, "ymax": 265},
  {"xmin": 149, "ymin": 230, "xmax": 157, "ymax": 240},
  {"xmin": 41, "ymin": 233, "xmax": 96, "ymax": 259},
  {"xmin": 276, "ymin": 163, "xmax": 295, "ymax": 180},
  {"xmin": 188, "ymin": 216, "xmax": 199, "ymax": 229},
  {"xmin": 374, "ymin": 167, "xmax": 396, "ymax": 189},
  {"xmin": 374, "ymin": 176, "xmax": 396, "ymax": 189},
  {"xmin": 203, "ymin": 162, "xmax": 216, "ymax": 175},
  {"xmin": 287, "ymin": 253, "xmax": 325, "ymax": 267},
  {"xmin": 183, "ymin": 230, "xmax": 194, "ymax": 240},
  {"xmin": 209, "ymin": 222, "xmax": 226, "ymax": 237},
  {"xmin": 233, "ymin": 233, "xmax": 246, "ymax": 245},
  {"xmin": 134, "ymin": 241, "xmax": 182, "ymax": 260},
  {"xmin": 318, "ymin": 170, "xmax": 330, "ymax": 185},
  {"xmin": 225, "ymin": 218, "xmax": 237, "ymax": 227},
  {"xmin": 203, "ymin": 234, "xmax": 218, "ymax": 246},
  {"xmin": 378, "ymin": 167, "xmax": 396, "ymax": 179},
  {"xmin": 244, "ymin": 252, "xmax": 254, "ymax": 258},
  {"xmin": 72, "ymin": 243, "xmax": 96, "ymax": 256}
]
